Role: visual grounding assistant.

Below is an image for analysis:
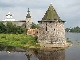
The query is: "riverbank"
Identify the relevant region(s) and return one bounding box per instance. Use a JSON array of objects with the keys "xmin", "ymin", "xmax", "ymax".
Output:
[
  {"xmin": 0, "ymin": 34, "xmax": 39, "ymax": 49},
  {"xmin": 0, "ymin": 34, "xmax": 72, "ymax": 51}
]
